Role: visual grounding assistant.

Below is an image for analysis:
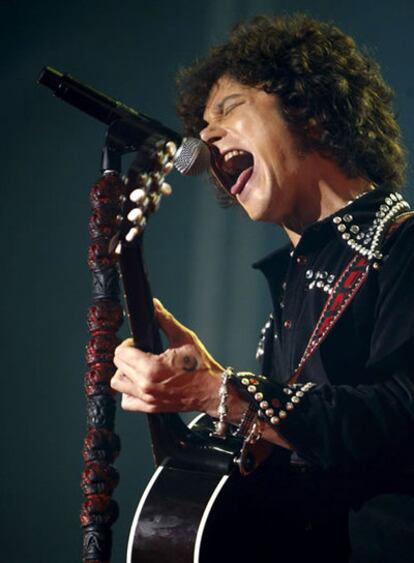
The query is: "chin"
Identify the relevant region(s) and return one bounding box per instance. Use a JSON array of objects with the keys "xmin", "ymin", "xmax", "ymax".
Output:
[{"xmin": 240, "ymin": 203, "xmax": 270, "ymax": 222}]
